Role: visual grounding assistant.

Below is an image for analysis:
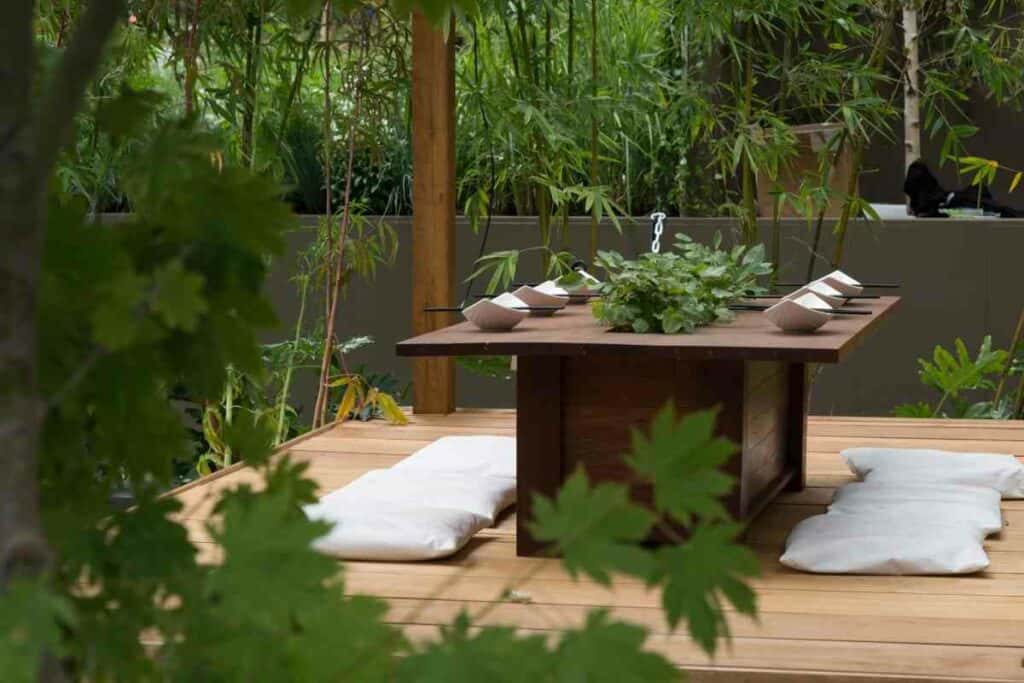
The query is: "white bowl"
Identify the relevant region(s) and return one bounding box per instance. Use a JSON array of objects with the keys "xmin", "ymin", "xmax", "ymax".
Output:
[
  {"xmin": 561, "ymin": 269, "xmax": 601, "ymax": 305},
  {"xmin": 818, "ymin": 270, "xmax": 864, "ymax": 296},
  {"xmin": 765, "ymin": 293, "xmax": 832, "ymax": 332},
  {"xmin": 513, "ymin": 285, "xmax": 567, "ymax": 317},
  {"xmin": 535, "ymin": 280, "xmax": 569, "ymax": 297},
  {"xmin": 786, "ymin": 280, "xmax": 845, "ymax": 308},
  {"xmin": 462, "ymin": 294, "xmax": 528, "ymax": 331}
]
